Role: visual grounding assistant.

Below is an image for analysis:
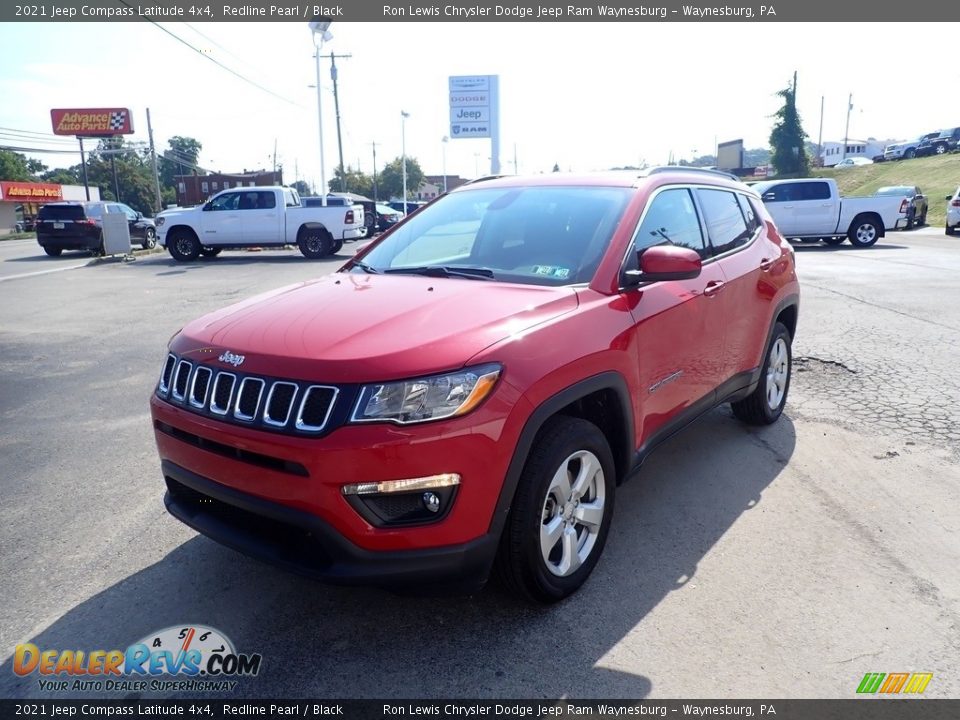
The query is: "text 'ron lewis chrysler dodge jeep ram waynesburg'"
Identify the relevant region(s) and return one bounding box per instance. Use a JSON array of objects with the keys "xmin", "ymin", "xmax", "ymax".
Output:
[{"xmin": 151, "ymin": 168, "xmax": 800, "ymax": 603}]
